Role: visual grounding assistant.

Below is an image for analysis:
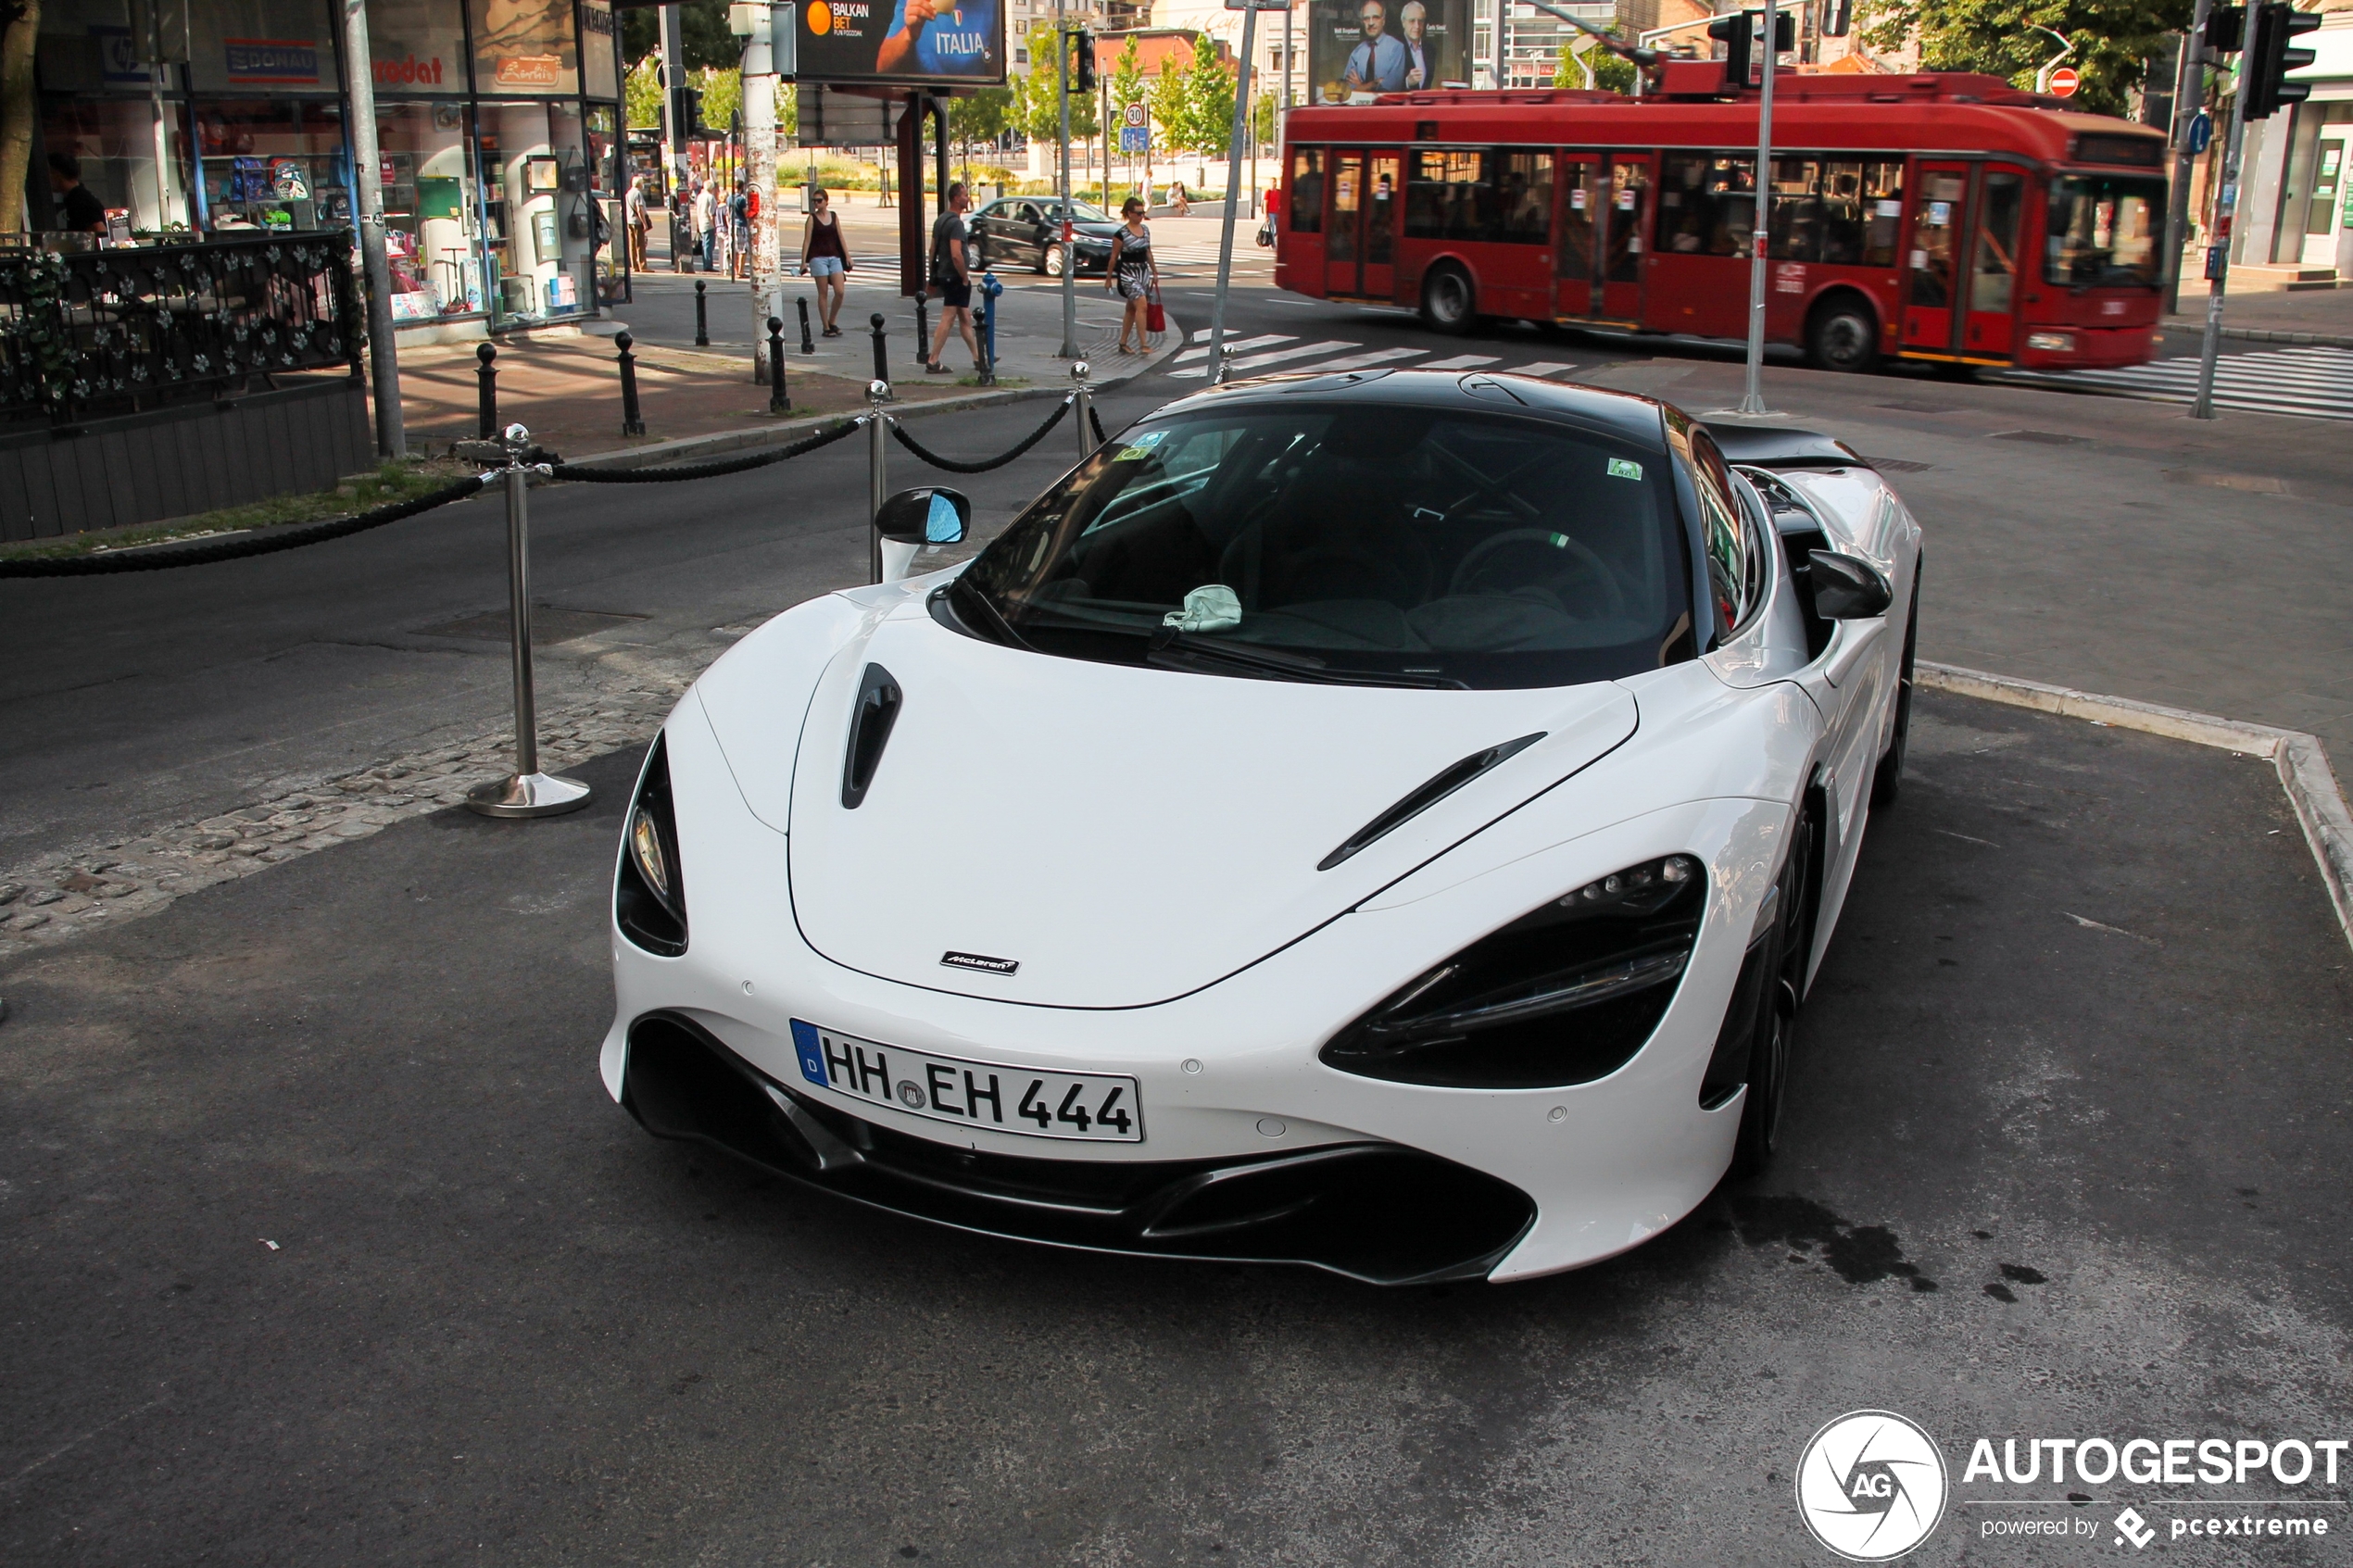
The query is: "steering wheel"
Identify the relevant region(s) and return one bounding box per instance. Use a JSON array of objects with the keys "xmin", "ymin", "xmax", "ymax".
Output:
[{"xmin": 1448, "ymin": 529, "xmax": 1627, "ymax": 618}]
